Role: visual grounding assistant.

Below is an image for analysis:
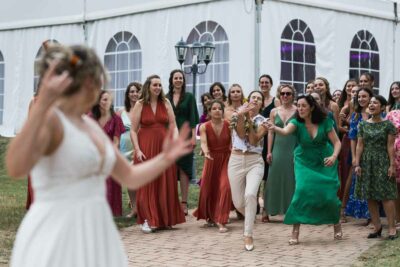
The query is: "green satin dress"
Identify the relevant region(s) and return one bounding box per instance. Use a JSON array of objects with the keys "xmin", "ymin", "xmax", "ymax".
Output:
[
  {"xmin": 284, "ymin": 118, "xmax": 341, "ymax": 225},
  {"xmin": 264, "ymin": 113, "xmax": 296, "ymax": 215}
]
